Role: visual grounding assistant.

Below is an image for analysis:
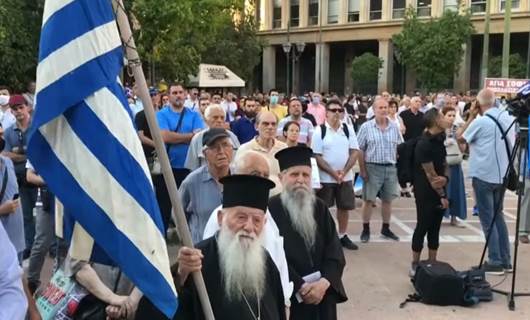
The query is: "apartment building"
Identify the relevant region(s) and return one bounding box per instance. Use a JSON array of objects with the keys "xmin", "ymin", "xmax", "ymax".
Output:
[{"xmin": 253, "ymin": 0, "xmax": 530, "ymax": 95}]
